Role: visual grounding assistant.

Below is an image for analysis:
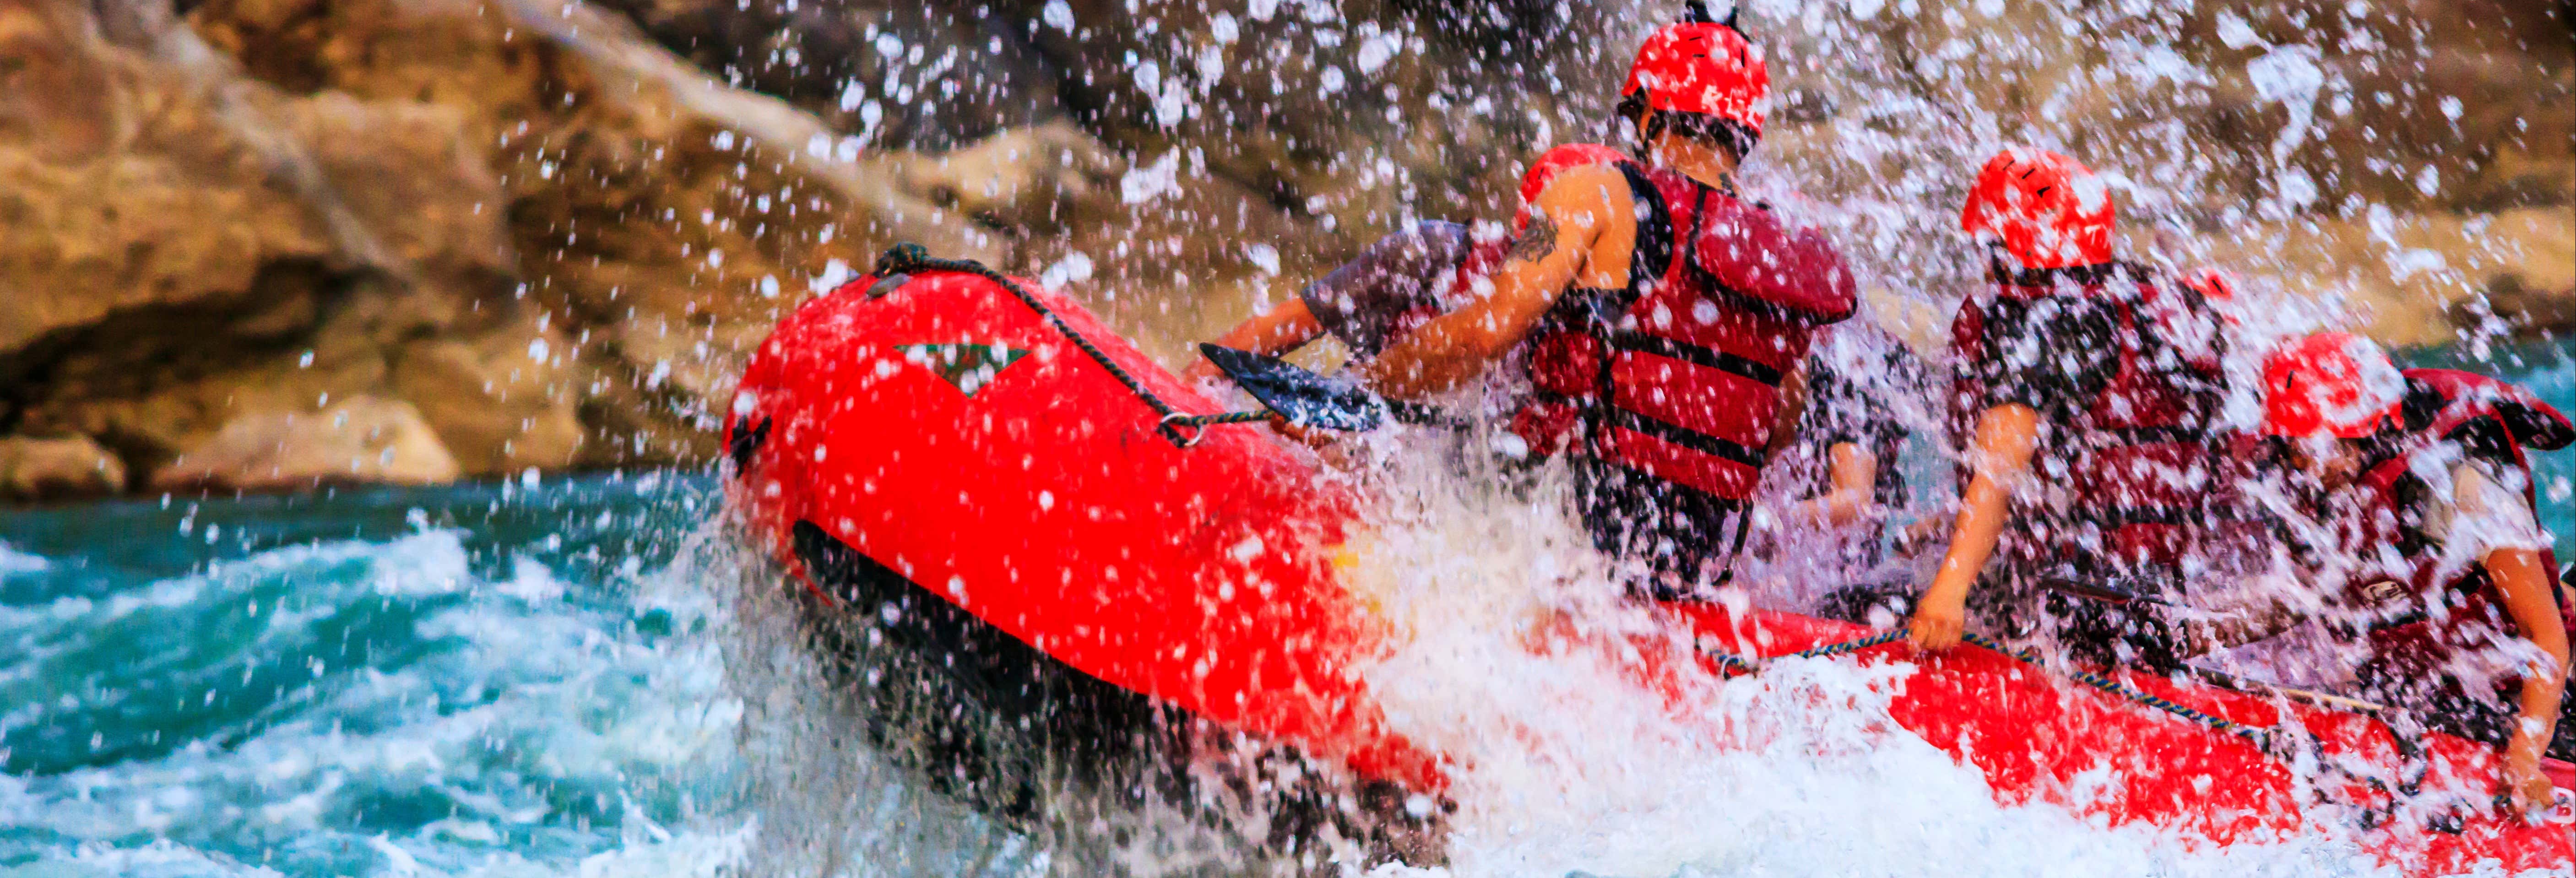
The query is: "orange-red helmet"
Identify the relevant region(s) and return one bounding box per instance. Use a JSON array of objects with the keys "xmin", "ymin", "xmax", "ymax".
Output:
[
  {"xmin": 2260, "ymin": 332, "xmax": 2409, "ymax": 440},
  {"xmin": 1621, "ymin": 16, "xmax": 1769, "ymax": 146},
  {"xmin": 1960, "ymin": 147, "xmax": 2116, "ymax": 271},
  {"xmin": 2181, "ymin": 268, "xmax": 2237, "ymax": 303}
]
